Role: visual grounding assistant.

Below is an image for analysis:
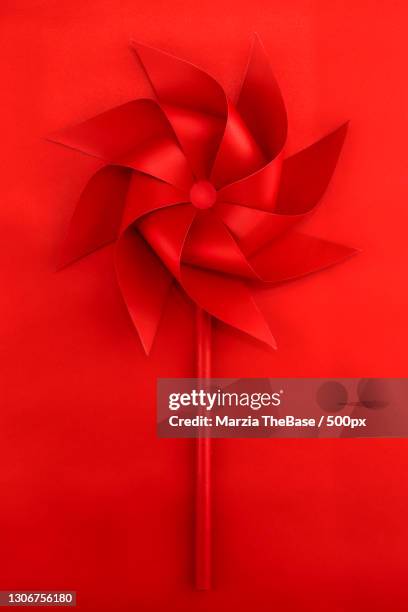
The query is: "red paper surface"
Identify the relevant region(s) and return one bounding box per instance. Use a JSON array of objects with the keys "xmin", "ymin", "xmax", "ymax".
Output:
[{"xmin": 1, "ymin": 2, "xmax": 408, "ymax": 611}]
